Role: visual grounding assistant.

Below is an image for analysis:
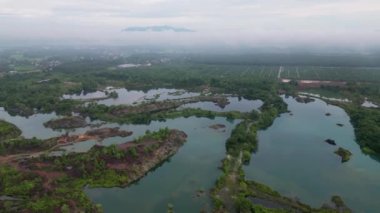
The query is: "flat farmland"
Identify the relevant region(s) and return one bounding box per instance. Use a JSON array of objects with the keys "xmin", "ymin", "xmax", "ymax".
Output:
[
  {"xmin": 140, "ymin": 63, "xmax": 380, "ymax": 83},
  {"xmin": 281, "ymin": 66, "xmax": 380, "ymax": 82}
]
